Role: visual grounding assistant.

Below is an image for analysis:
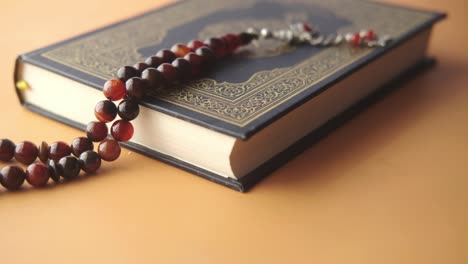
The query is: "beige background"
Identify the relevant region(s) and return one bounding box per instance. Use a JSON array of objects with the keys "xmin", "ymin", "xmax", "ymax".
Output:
[{"xmin": 0, "ymin": 0, "xmax": 466, "ymax": 263}]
